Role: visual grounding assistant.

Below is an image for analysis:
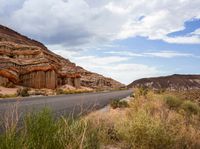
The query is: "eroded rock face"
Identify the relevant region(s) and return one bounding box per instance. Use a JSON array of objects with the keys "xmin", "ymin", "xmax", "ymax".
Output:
[
  {"xmin": 128, "ymin": 74, "xmax": 200, "ymax": 91},
  {"xmin": 0, "ymin": 25, "xmax": 123, "ymax": 90}
]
